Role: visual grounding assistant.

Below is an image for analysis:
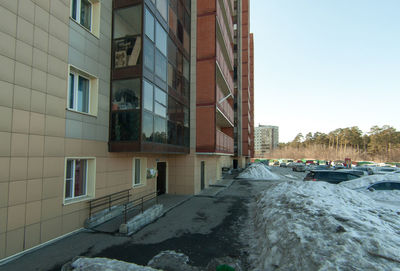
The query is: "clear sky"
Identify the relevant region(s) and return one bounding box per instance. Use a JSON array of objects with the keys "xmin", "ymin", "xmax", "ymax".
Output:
[{"xmin": 250, "ymin": 0, "xmax": 400, "ymax": 143}]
